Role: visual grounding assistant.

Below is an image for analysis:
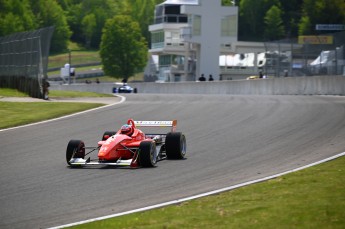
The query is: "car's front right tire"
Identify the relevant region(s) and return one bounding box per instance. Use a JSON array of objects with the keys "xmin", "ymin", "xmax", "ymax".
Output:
[
  {"xmin": 139, "ymin": 141, "xmax": 157, "ymax": 167},
  {"xmin": 165, "ymin": 132, "xmax": 186, "ymax": 159}
]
